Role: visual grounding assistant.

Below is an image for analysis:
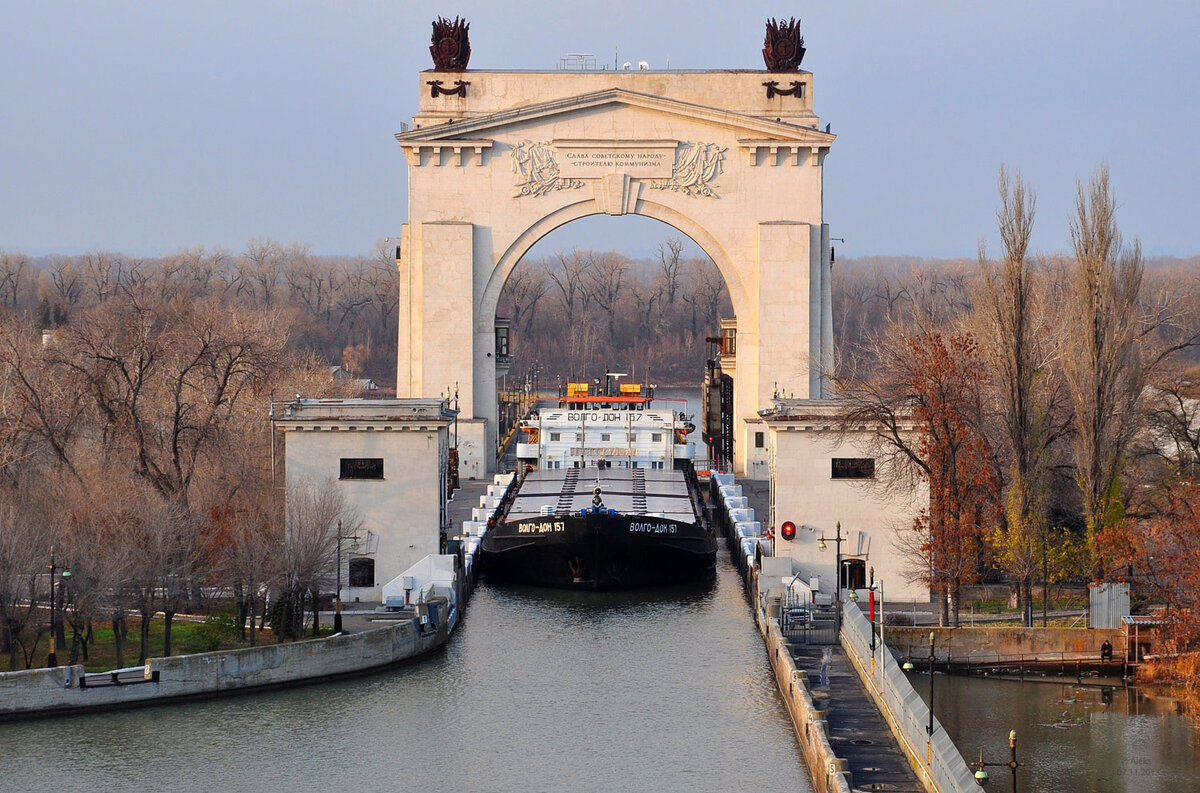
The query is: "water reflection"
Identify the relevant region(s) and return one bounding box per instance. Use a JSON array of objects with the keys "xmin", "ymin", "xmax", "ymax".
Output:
[
  {"xmin": 0, "ymin": 561, "xmax": 812, "ymax": 793},
  {"xmin": 915, "ymin": 673, "xmax": 1200, "ymax": 792}
]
